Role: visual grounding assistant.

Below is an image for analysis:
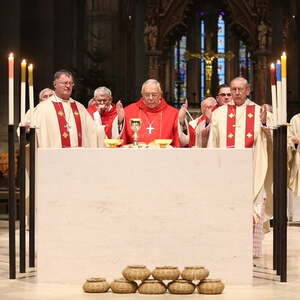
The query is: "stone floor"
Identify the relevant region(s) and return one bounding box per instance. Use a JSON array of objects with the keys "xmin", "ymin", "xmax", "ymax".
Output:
[{"xmin": 0, "ymin": 220, "xmax": 299, "ymax": 300}]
